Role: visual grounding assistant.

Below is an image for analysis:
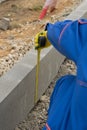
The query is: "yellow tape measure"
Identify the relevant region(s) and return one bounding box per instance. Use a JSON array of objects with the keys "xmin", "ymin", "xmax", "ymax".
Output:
[{"xmin": 34, "ymin": 49, "xmax": 41, "ymax": 104}]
